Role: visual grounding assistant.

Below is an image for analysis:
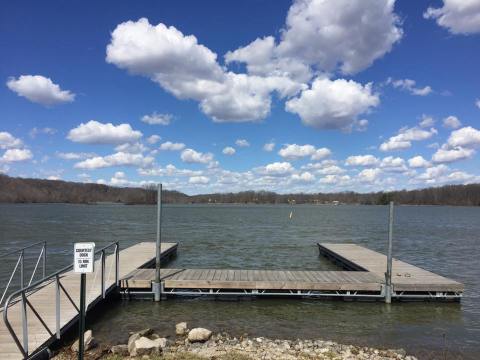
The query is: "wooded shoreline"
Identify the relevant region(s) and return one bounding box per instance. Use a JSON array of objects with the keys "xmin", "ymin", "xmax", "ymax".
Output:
[{"xmin": 2, "ymin": 174, "xmax": 480, "ymax": 206}]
